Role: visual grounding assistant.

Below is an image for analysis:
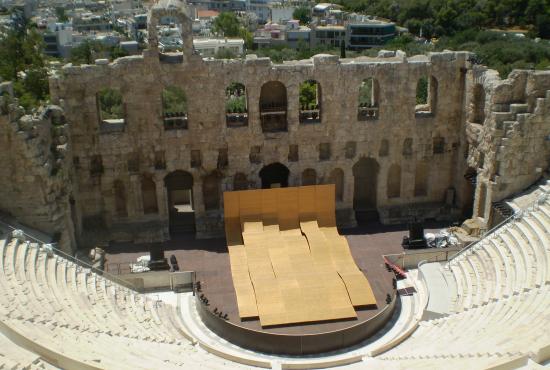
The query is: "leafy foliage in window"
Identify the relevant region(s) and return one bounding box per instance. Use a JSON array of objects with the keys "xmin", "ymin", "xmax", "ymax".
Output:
[
  {"xmin": 416, "ymin": 76, "xmax": 428, "ymax": 105},
  {"xmin": 299, "ymin": 80, "xmax": 319, "ymax": 110},
  {"xmin": 225, "ymin": 82, "xmax": 247, "ymax": 113},
  {"xmin": 98, "ymin": 89, "xmax": 123, "ymax": 120},
  {"xmin": 162, "ymin": 86, "xmax": 187, "ymax": 116}
]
